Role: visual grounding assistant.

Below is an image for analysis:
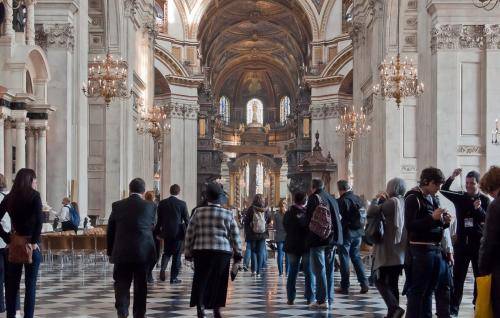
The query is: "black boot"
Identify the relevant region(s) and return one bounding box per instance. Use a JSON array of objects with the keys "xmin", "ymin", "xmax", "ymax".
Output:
[
  {"xmin": 213, "ymin": 308, "xmax": 222, "ymax": 318},
  {"xmin": 197, "ymin": 306, "xmax": 206, "ymax": 318}
]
